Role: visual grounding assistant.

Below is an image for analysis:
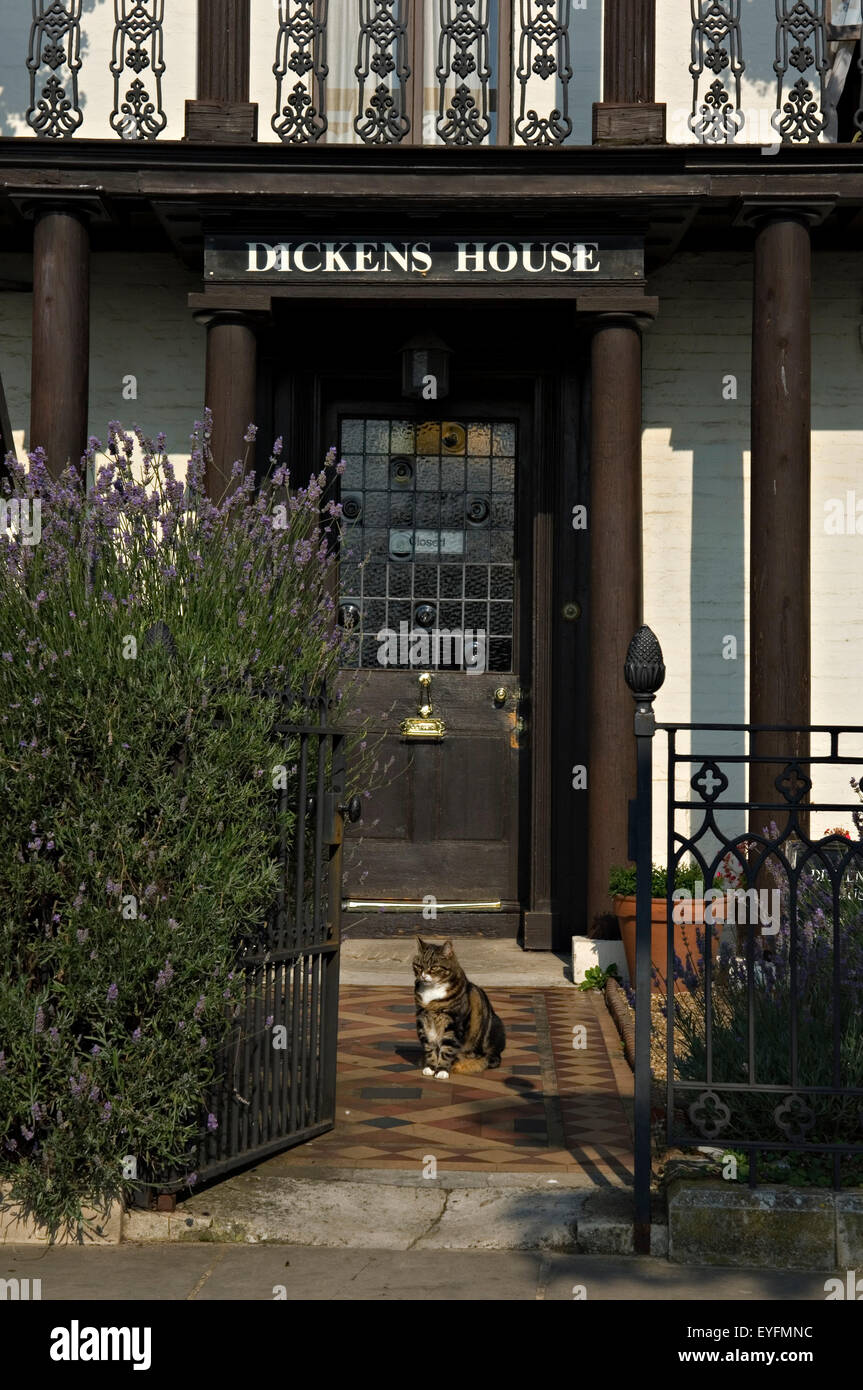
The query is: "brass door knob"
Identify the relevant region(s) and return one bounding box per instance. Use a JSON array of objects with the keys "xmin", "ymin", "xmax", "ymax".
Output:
[{"xmin": 493, "ymin": 686, "xmax": 509, "ymax": 707}]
